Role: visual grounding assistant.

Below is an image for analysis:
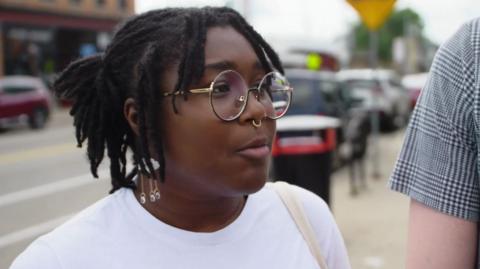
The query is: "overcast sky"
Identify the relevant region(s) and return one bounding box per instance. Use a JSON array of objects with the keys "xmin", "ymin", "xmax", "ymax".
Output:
[{"xmin": 135, "ymin": 0, "xmax": 479, "ymax": 46}]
